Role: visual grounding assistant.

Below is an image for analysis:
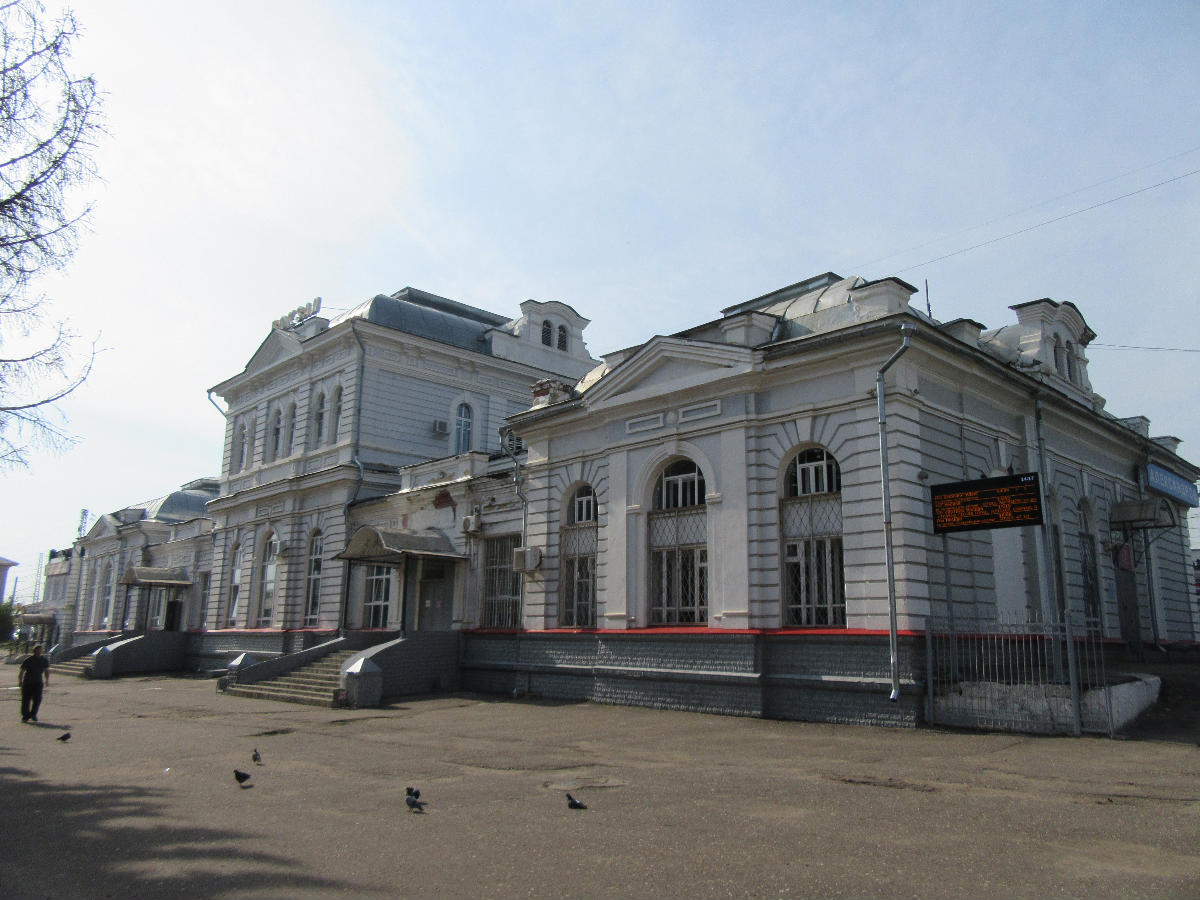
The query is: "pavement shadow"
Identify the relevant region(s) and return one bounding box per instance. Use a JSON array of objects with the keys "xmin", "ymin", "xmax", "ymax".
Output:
[{"xmin": 0, "ymin": 764, "xmax": 359, "ymax": 900}]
